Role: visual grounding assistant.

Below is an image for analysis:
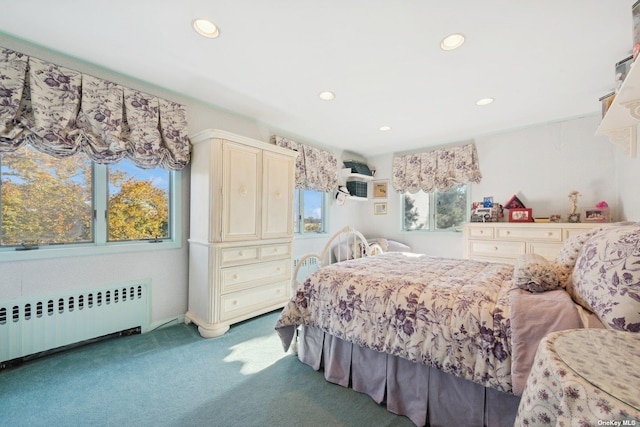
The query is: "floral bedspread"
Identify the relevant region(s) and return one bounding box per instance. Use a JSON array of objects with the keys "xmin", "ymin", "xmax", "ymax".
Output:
[{"xmin": 275, "ymin": 252, "xmax": 516, "ymax": 393}]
